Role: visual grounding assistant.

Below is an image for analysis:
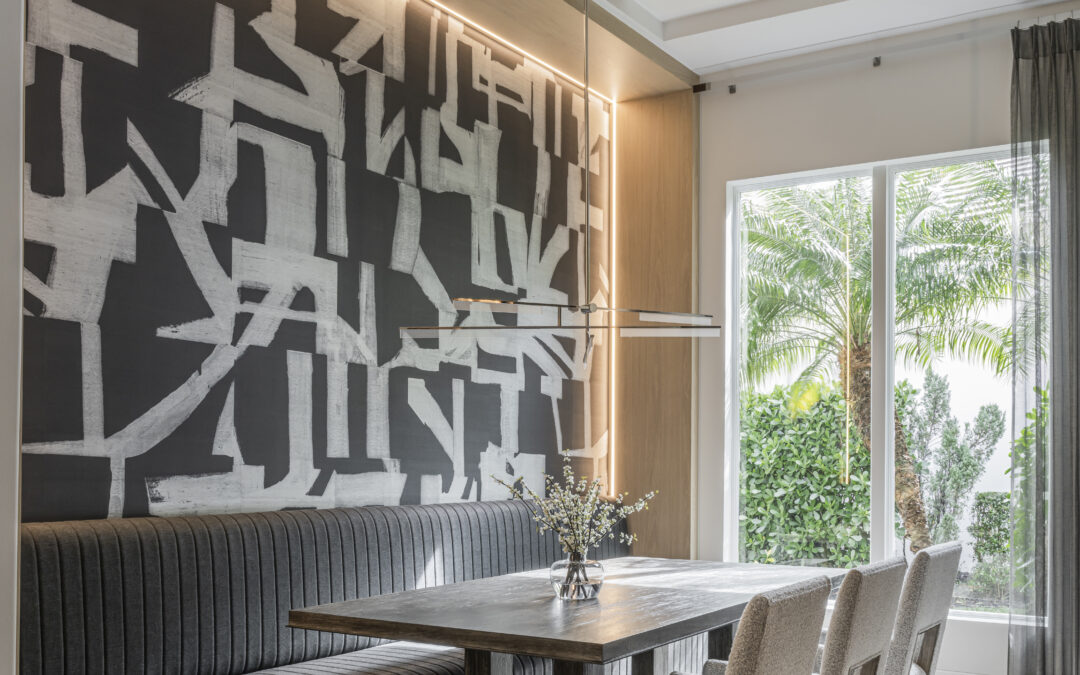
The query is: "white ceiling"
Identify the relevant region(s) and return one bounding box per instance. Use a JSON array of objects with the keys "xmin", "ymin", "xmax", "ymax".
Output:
[{"xmin": 595, "ymin": 0, "xmax": 1069, "ymax": 75}]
